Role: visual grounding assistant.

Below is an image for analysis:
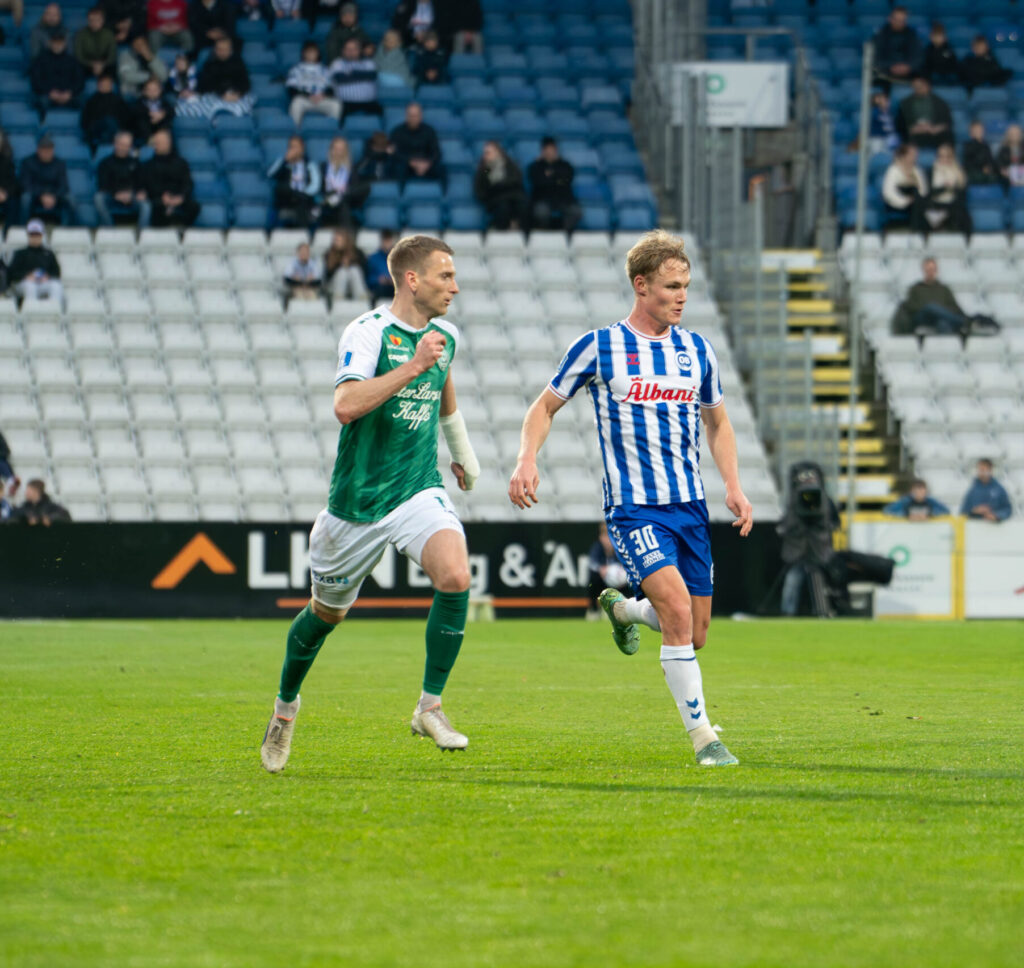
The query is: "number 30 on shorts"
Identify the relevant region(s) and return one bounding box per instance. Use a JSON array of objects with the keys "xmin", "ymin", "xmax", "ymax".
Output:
[{"xmin": 629, "ymin": 525, "xmax": 659, "ymax": 555}]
